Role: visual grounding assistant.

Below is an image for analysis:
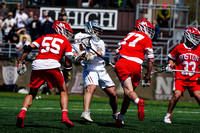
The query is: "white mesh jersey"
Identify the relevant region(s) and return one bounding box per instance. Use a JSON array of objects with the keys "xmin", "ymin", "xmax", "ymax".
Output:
[{"xmin": 82, "ymin": 37, "xmax": 106, "ymax": 71}]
